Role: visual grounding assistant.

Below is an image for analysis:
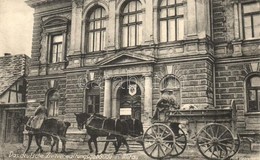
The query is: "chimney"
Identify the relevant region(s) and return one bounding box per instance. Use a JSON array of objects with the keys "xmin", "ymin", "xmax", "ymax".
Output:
[{"xmin": 4, "ymin": 53, "xmax": 11, "ymax": 56}]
